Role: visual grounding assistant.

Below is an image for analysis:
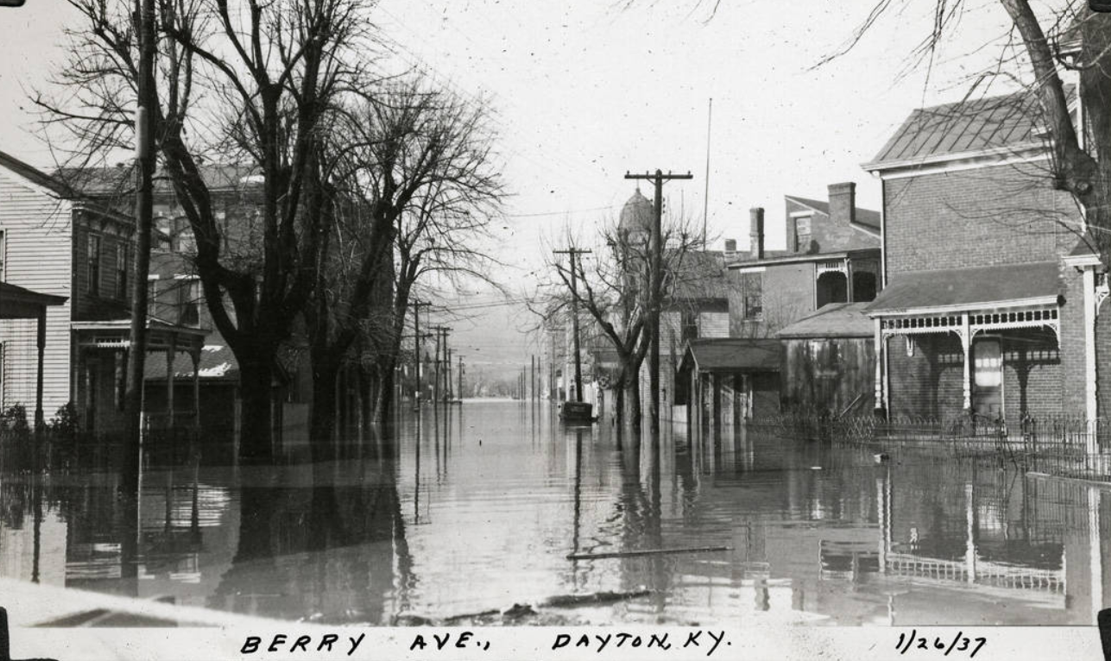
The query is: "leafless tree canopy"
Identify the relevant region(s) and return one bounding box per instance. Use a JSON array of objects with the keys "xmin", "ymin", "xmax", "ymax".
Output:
[
  {"xmin": 539, "ymin": 211, "xmax": 709, "ymax": 423},
  {"xmin": 34, "ymin": 0, "xmax": 508, "ymax": 454}
]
